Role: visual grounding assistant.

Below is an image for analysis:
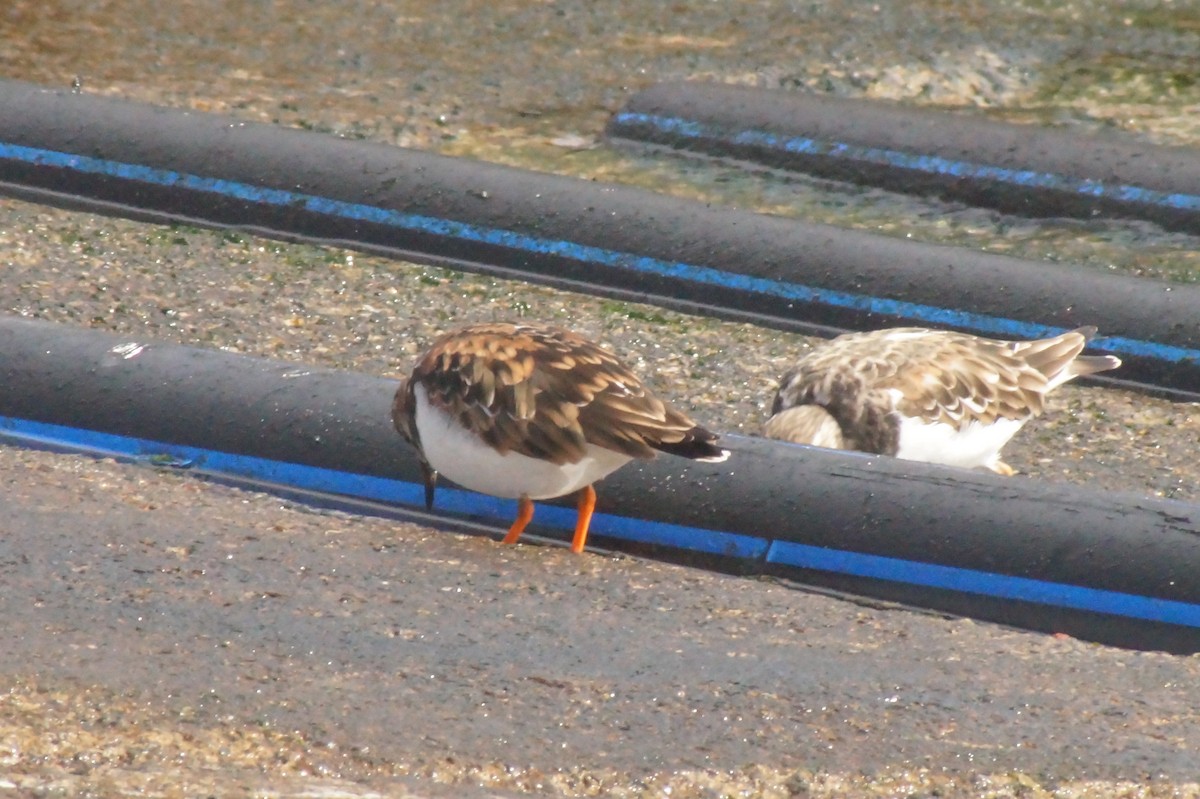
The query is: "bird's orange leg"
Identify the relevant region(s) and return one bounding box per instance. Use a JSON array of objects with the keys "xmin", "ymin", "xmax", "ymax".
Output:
[
  {"xmin": 571, "ymin": 485, "xmax": 597, "ymax": 554},
  {"xmin": 501, "ymin": 495, "xmax": 534, "ymax": 545}
]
